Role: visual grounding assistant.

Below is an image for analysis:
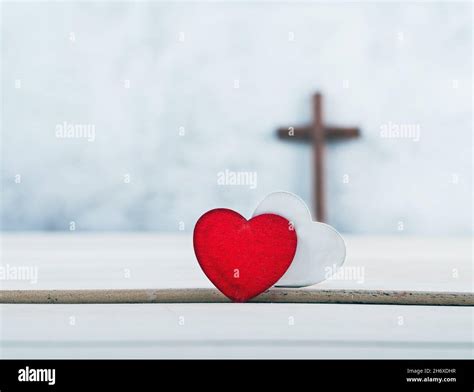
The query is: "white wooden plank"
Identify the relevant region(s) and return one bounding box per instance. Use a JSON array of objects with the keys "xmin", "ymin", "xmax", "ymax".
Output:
[
  {"xmin": 1, "ymin": 304, "xmax": 472, "ymax": 359},
  {"xmin": 0, "ymin": 234, "xmax": 471, "ymax": 291},
  {"xmin": 0, "ymin": 234, "xmax": 472, "ymax": 359}
]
